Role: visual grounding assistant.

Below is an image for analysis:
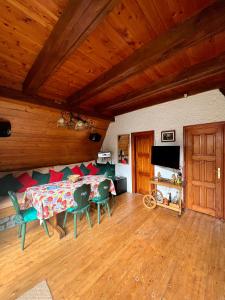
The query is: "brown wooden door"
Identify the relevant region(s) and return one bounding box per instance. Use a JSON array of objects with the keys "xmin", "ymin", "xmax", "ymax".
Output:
[
  {"xmin": 185, "ymin": 123, "xmax": 224, "ymax": 218},
  {"xmin": 132, "ymin": 131, "xmax": 154, "ymax": 194}
]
